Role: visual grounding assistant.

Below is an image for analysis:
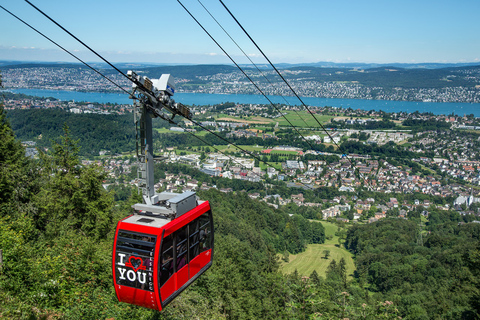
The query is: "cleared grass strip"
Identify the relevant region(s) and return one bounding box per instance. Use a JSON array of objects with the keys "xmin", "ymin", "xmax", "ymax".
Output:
[{"xmin": 279, "ymin": 221, "xmax": 355, "ymax": 279}]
